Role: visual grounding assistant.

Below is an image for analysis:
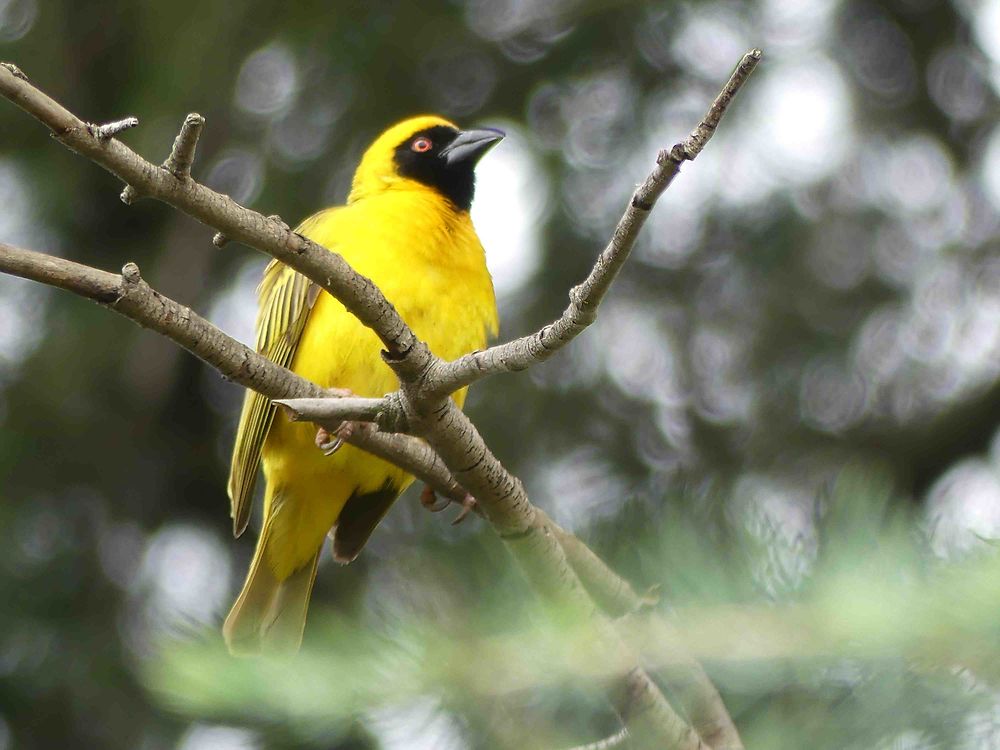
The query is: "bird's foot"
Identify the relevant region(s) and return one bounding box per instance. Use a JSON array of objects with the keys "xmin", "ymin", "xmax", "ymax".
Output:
[
  {"xmin": 313, "ymin": 388, "xmax": 356, "ymax": 455},
  {"xmin": 450, "ymin": 493, "xmax": 478, "ymax": 526},
  {"xmin": 315, "ymin": 421, "xmax": 355, "ymax": 456},
  {"xmin": 420, "ymin": 485, "xmax": 478, "ymax": 525}
]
